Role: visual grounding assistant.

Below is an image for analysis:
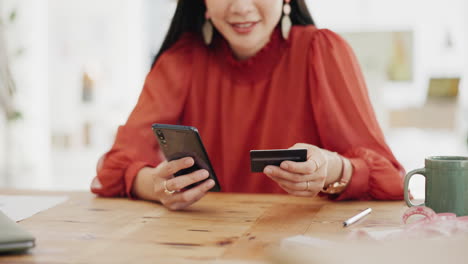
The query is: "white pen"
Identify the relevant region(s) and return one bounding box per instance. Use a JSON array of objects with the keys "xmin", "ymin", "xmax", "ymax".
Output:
[{"xmin": 343, "ymin": 208, "xmax": 372, "ymax": 227}]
